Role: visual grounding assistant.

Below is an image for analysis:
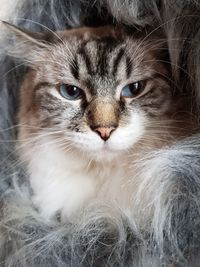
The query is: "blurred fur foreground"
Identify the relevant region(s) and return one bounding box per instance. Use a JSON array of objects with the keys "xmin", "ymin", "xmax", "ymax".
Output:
[{"xmin": 0, "ymin": 1, "xmax": 200, "ymax": 266}]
